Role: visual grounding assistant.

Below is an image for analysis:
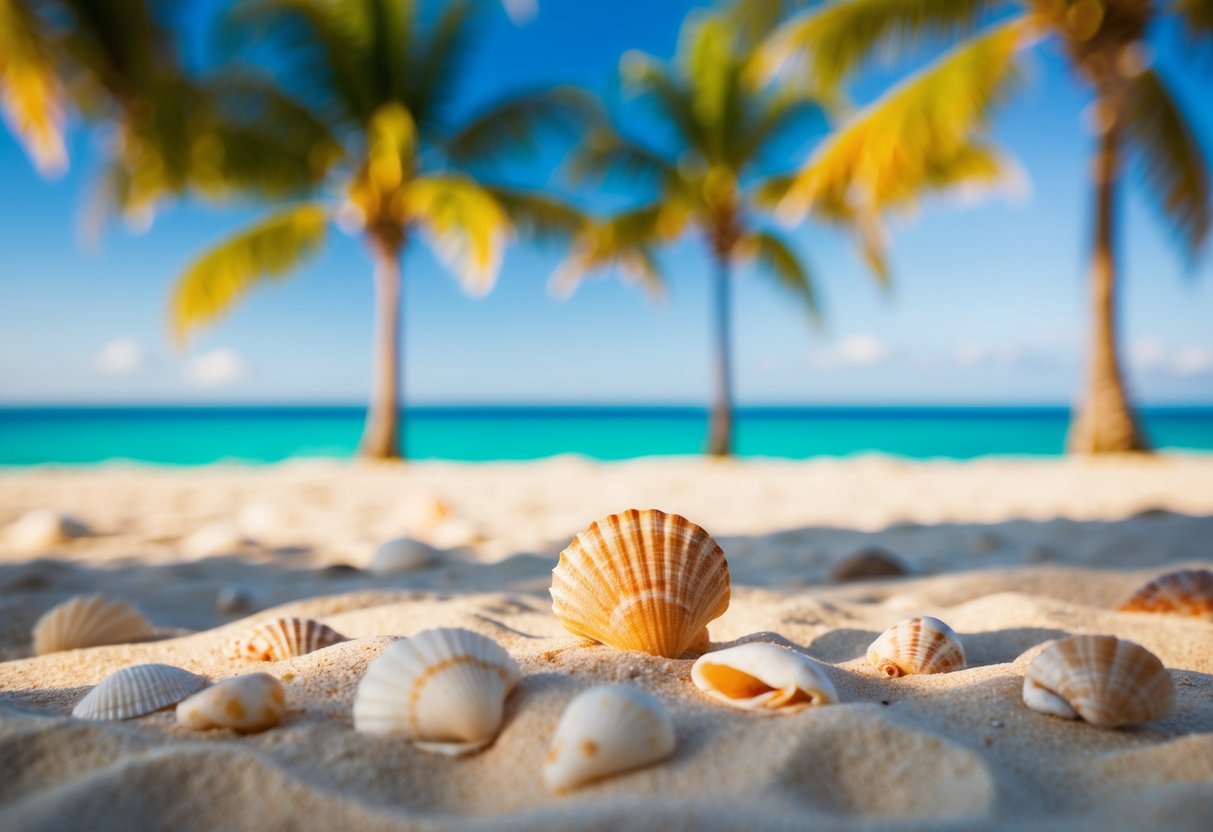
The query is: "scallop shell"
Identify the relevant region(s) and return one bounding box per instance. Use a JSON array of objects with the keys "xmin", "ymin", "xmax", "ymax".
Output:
[
  {"xmin": 225, "ymin": 616, "xmax": 347, "ymax": 661},
  {"xmin": 543, "ymin": 684, "xmax": 676, "ymax": 792},
  {"xmin": 691, "ymin": 642, "xmax": 838, "ymax": 712},
  {"xmin": 550, "ymin": 509, "xmax": 730, "ymax": 658},
  {"xmin": 1022, "ymin": 634, "xmax": 1174, "ymax": 728},
  {"xmin": 73, "ymin": 663, "xmax": 208, "ymax": 720},
  {"xmin": 866, "ymin": 616, "xmax": 966, "ymax": 677},
  {"xmin": 352, "ymin": 628, "xmax": 520, "ymax": 756},
  {"xmin": 1119, "ymin": 569, "xmax": 1213, "ymax": 619},
  {"xmin": 32, "ymin": 595, "xmax": 153, "ymax": 656},
  {"xmin": 177, "ymin": 673, "xmax": 286, "ymax": 733}
]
